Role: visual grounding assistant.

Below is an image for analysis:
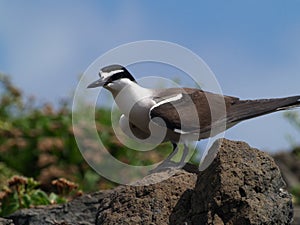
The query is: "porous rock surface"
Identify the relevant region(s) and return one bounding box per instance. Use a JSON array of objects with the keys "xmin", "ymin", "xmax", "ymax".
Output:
[
  {"xmin": 0, "ymin": 217, "xmax": 14, "ymax": 225},
  {"xmin": 6, "ymin": 191, "xmax": 110, "ymax": 225},
  {"xmin": 3, "ymin": 139, "xmax": 294, "ymax": 225},
  {"xmin": 96, "ymin": 139, "xmax": 293, "ymax": 225}
]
